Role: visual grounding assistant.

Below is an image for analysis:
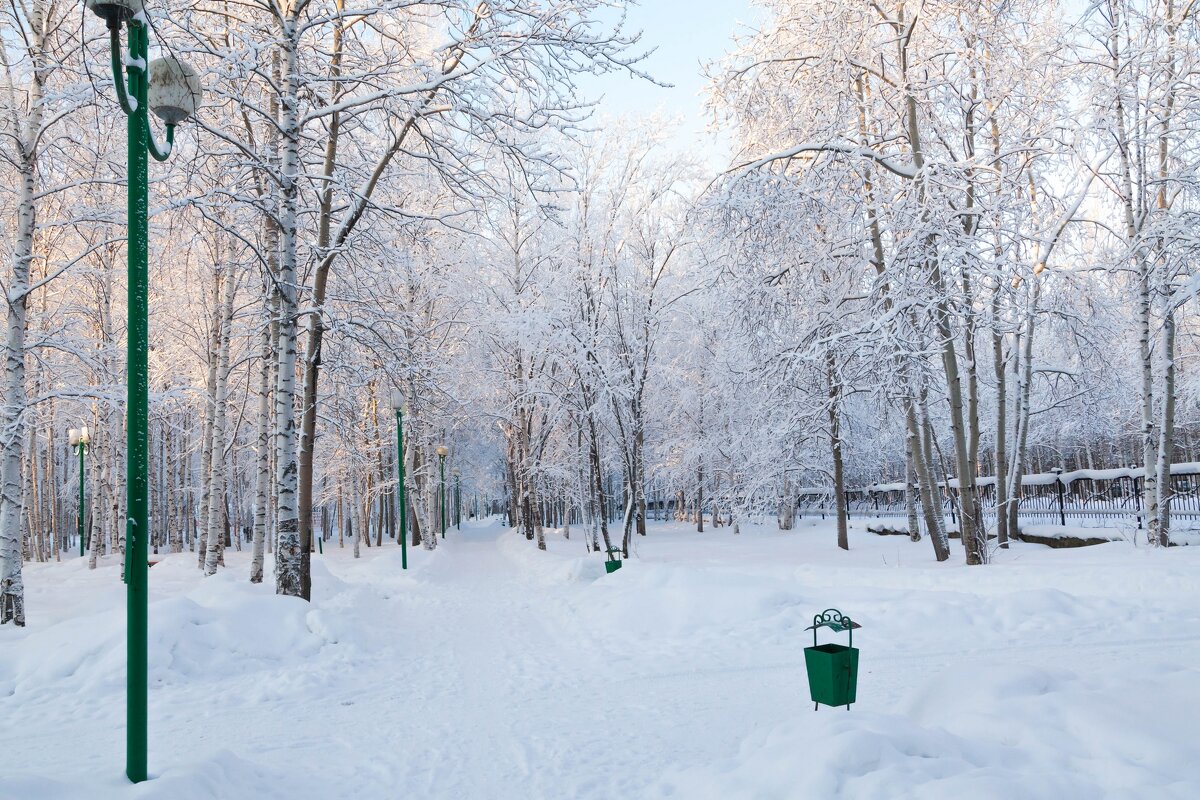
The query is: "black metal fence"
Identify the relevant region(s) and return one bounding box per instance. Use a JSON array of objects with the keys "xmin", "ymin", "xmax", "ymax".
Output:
[{"xmin": 796, "ymin": 467, "xmax": 1200, "ymax": 532}]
